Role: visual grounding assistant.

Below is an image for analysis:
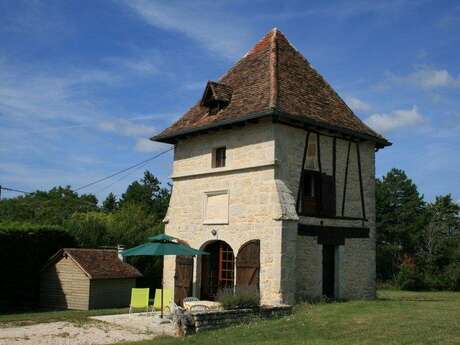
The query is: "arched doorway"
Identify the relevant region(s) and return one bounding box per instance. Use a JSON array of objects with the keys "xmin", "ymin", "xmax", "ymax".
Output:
[
  {"xmin": 174, "ymin": 256, "xmax": 194, "ymax": 306},
  {"xmin": 200, "ymin": 241, "xmax": 234, "ymax": 300},
  {"xmin": 236, "ymin": 240, "xmax": 260, "ymax": 291}
]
